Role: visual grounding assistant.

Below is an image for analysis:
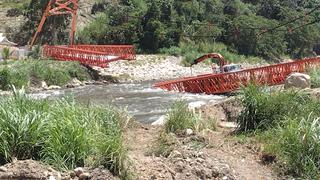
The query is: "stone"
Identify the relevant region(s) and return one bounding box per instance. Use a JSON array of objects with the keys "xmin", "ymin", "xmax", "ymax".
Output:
[
  {"xmin": 48, "ymin": 176, "xmax": 56, "ymax": 180},
  {"xmin": 69, "ymin": 171, "xmax": 76, "ymax": 178},
  {"xmin": 67, "ymin": 78, "xmax": 82, "ymax": 88},
  {"xmin": 151, "ymin": 115, "xmax": 166, "ymax": 126},
  {"xmin": 41, "ymin": 81, "xmax": 48, "ymax": 89},
  {"xmin": 284, "ymin": 73, "xmax": 311, "ymax": 89},
  {"xmin": 185, "ymin": 129, "xmax": 194, "ymax": 136},
  {"xmin": 188, "ymin": 101, "xmax": 206, "ymax": 111},
  {"xmin": 74, "ymin": 167, "xmax": 84, "ymax": 177},
  {"xmin": 46, "ymin": 85, "xmax": 61, "ymax": 90},
  {"xmin": 218, "ymin": 122, "xmax": 238, "ymax": 129},
  {"xmin": 79, "ymin": 172, "xmax": 91, "ymax": 180},
  {"xmin": 169, "ymin": 150, "xmax": 183, "ymax": 159},
  {"xmin": 0, "ymin": 166, "xmax": 7, "ymax": 172}
]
